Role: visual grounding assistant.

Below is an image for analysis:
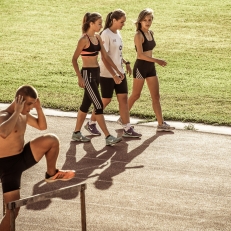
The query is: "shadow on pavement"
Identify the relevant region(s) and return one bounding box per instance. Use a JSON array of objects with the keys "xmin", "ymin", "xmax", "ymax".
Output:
[{"xmin": 26, "ymin": 131, "xmax": 174, "ymax": 210}]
